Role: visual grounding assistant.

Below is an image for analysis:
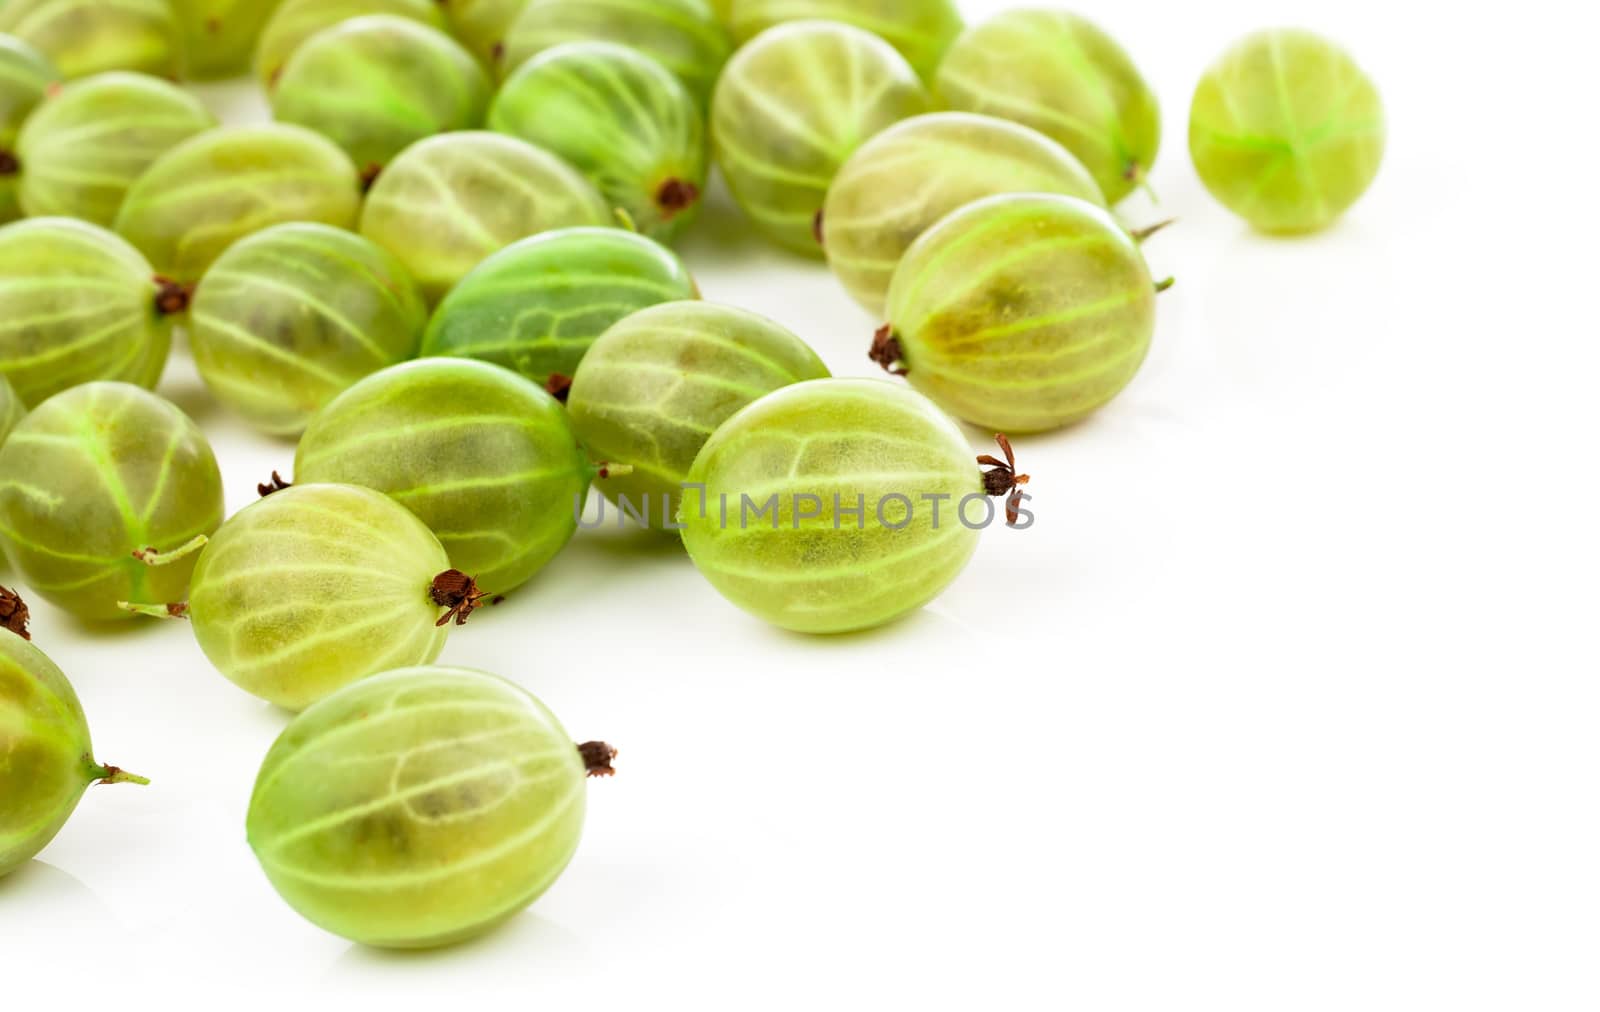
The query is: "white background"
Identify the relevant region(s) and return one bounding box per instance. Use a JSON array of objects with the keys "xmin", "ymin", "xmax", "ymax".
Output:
[{"xmin": 3, "ymin": 1, "xmax": 1597, "ymax": 1008}]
